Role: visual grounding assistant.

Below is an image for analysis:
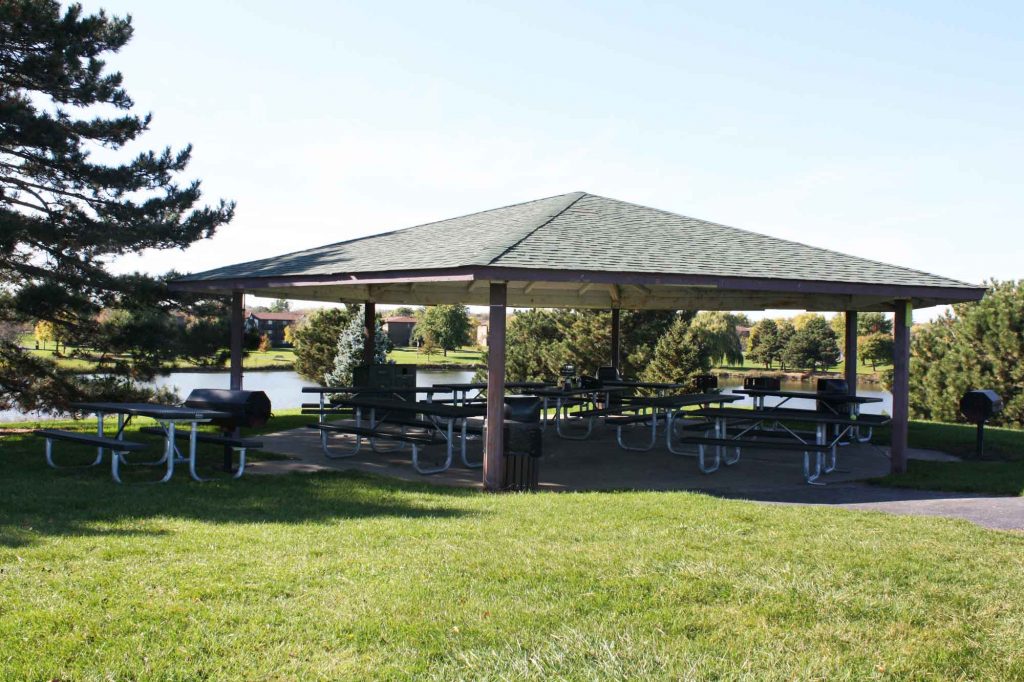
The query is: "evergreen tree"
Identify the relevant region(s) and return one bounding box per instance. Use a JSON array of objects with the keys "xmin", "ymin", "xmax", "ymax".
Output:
[
  {"xmin": 640, "ymin": 316, "xmax": 712, "ymax": 388},
  {"xmin": 775, "ymin": 319, "xmax": 796, "ymax": 370},
  {"xmin": 269, "ymin": 299, "xmax": 291, "ymax": 312},
  {"xmin": 0, "ymin": 1, "xmax": 234, "ymax": 410},
  {"xmin": 747, "ymin": 318, "xmax": 780, "ymax": 369},
  {"xmin": 781, "ymin": 315, "xmax": 841, "ymax": 371},
  {"xmin": 906, "ymin": 280, "xmax": 1024, "ymax": 427},
  {"xmin": 858, "ymin": 332, "xmax": 894, "ymax": 369},
  {"xmin": 323, "ymin": 308, "xmax": 391, "ymax": 386}
]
